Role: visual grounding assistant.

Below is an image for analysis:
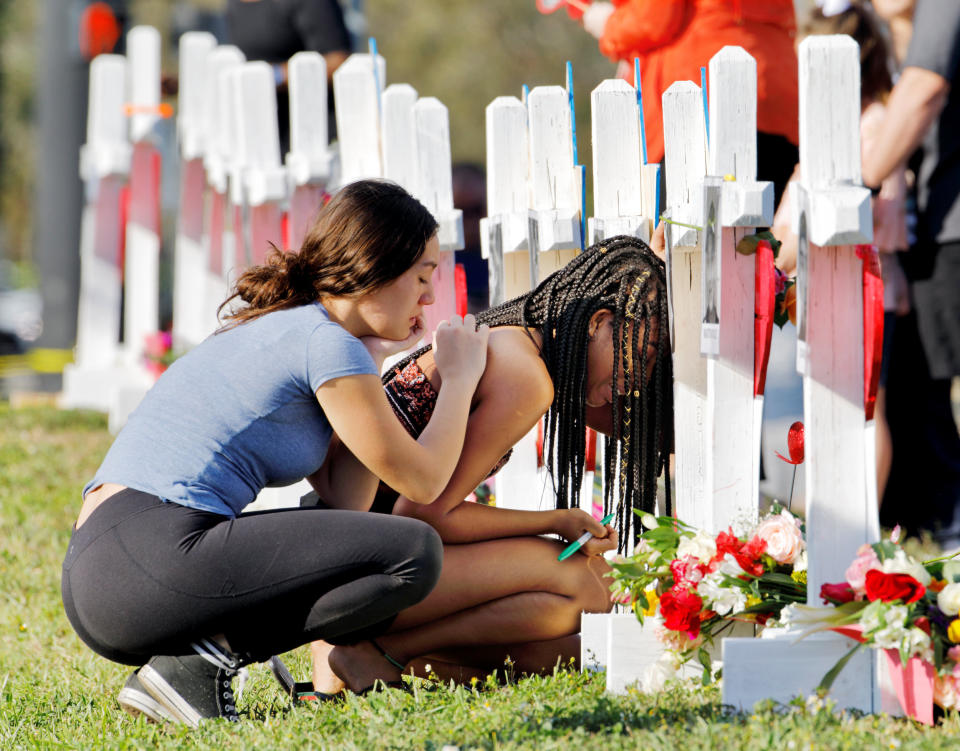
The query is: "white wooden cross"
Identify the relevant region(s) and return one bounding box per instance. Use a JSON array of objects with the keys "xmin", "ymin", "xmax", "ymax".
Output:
[
  {"xmin": 108, "ymin": 25, "xmax": 164, "ymax": 432},
  {"xmin": 172, "ymin": 31, "xmax": 215, "ymax": 350},
  {"xmin": 233, "ymin": 61, "xmax": 287, "ymax": 266},
  {"xmin": 526, "ymin": 85, "xmax": 582, "ymax": 285},
  {"xmin": 481, "ymin": 81, "xmax": 583, "ymax": 515},
  {"xmin": 332, "ymin": 52, "xmax": 386, "ymax": 185},
  {"xmin": 587, "ymin": 78, "xmax": 657, "ymax": 245},
  {"xmin": 121, "ymin": 25, "xmax": 162, "ymax": 369},
  {"xmin": 413, "ymin": 97, "xmax": 463, "ymax": 332},
  {"xmin": 286, "ymin": 51, "xmax": 334, "ymax": 250},
  {"xmin": 201, "ymin": 45, "xmax": 245, "ymax": 334},
  {"xmin": 697, "ymin": 46, "xmax": 773, "ymax": 533},
  {"xmin": 60, "ymin": 54, "xmax": 130, "ymax": 412},
  {"xmin": 479, "ymin": 95, "xmax": 529, "ymax": 309},
  {"xmin": 723, "ymin": 35, "xmax": 887, "ymax": 713},
  {"xmin": 598, "ymin": 47, "xmax": 772, "ymax": 693}
]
